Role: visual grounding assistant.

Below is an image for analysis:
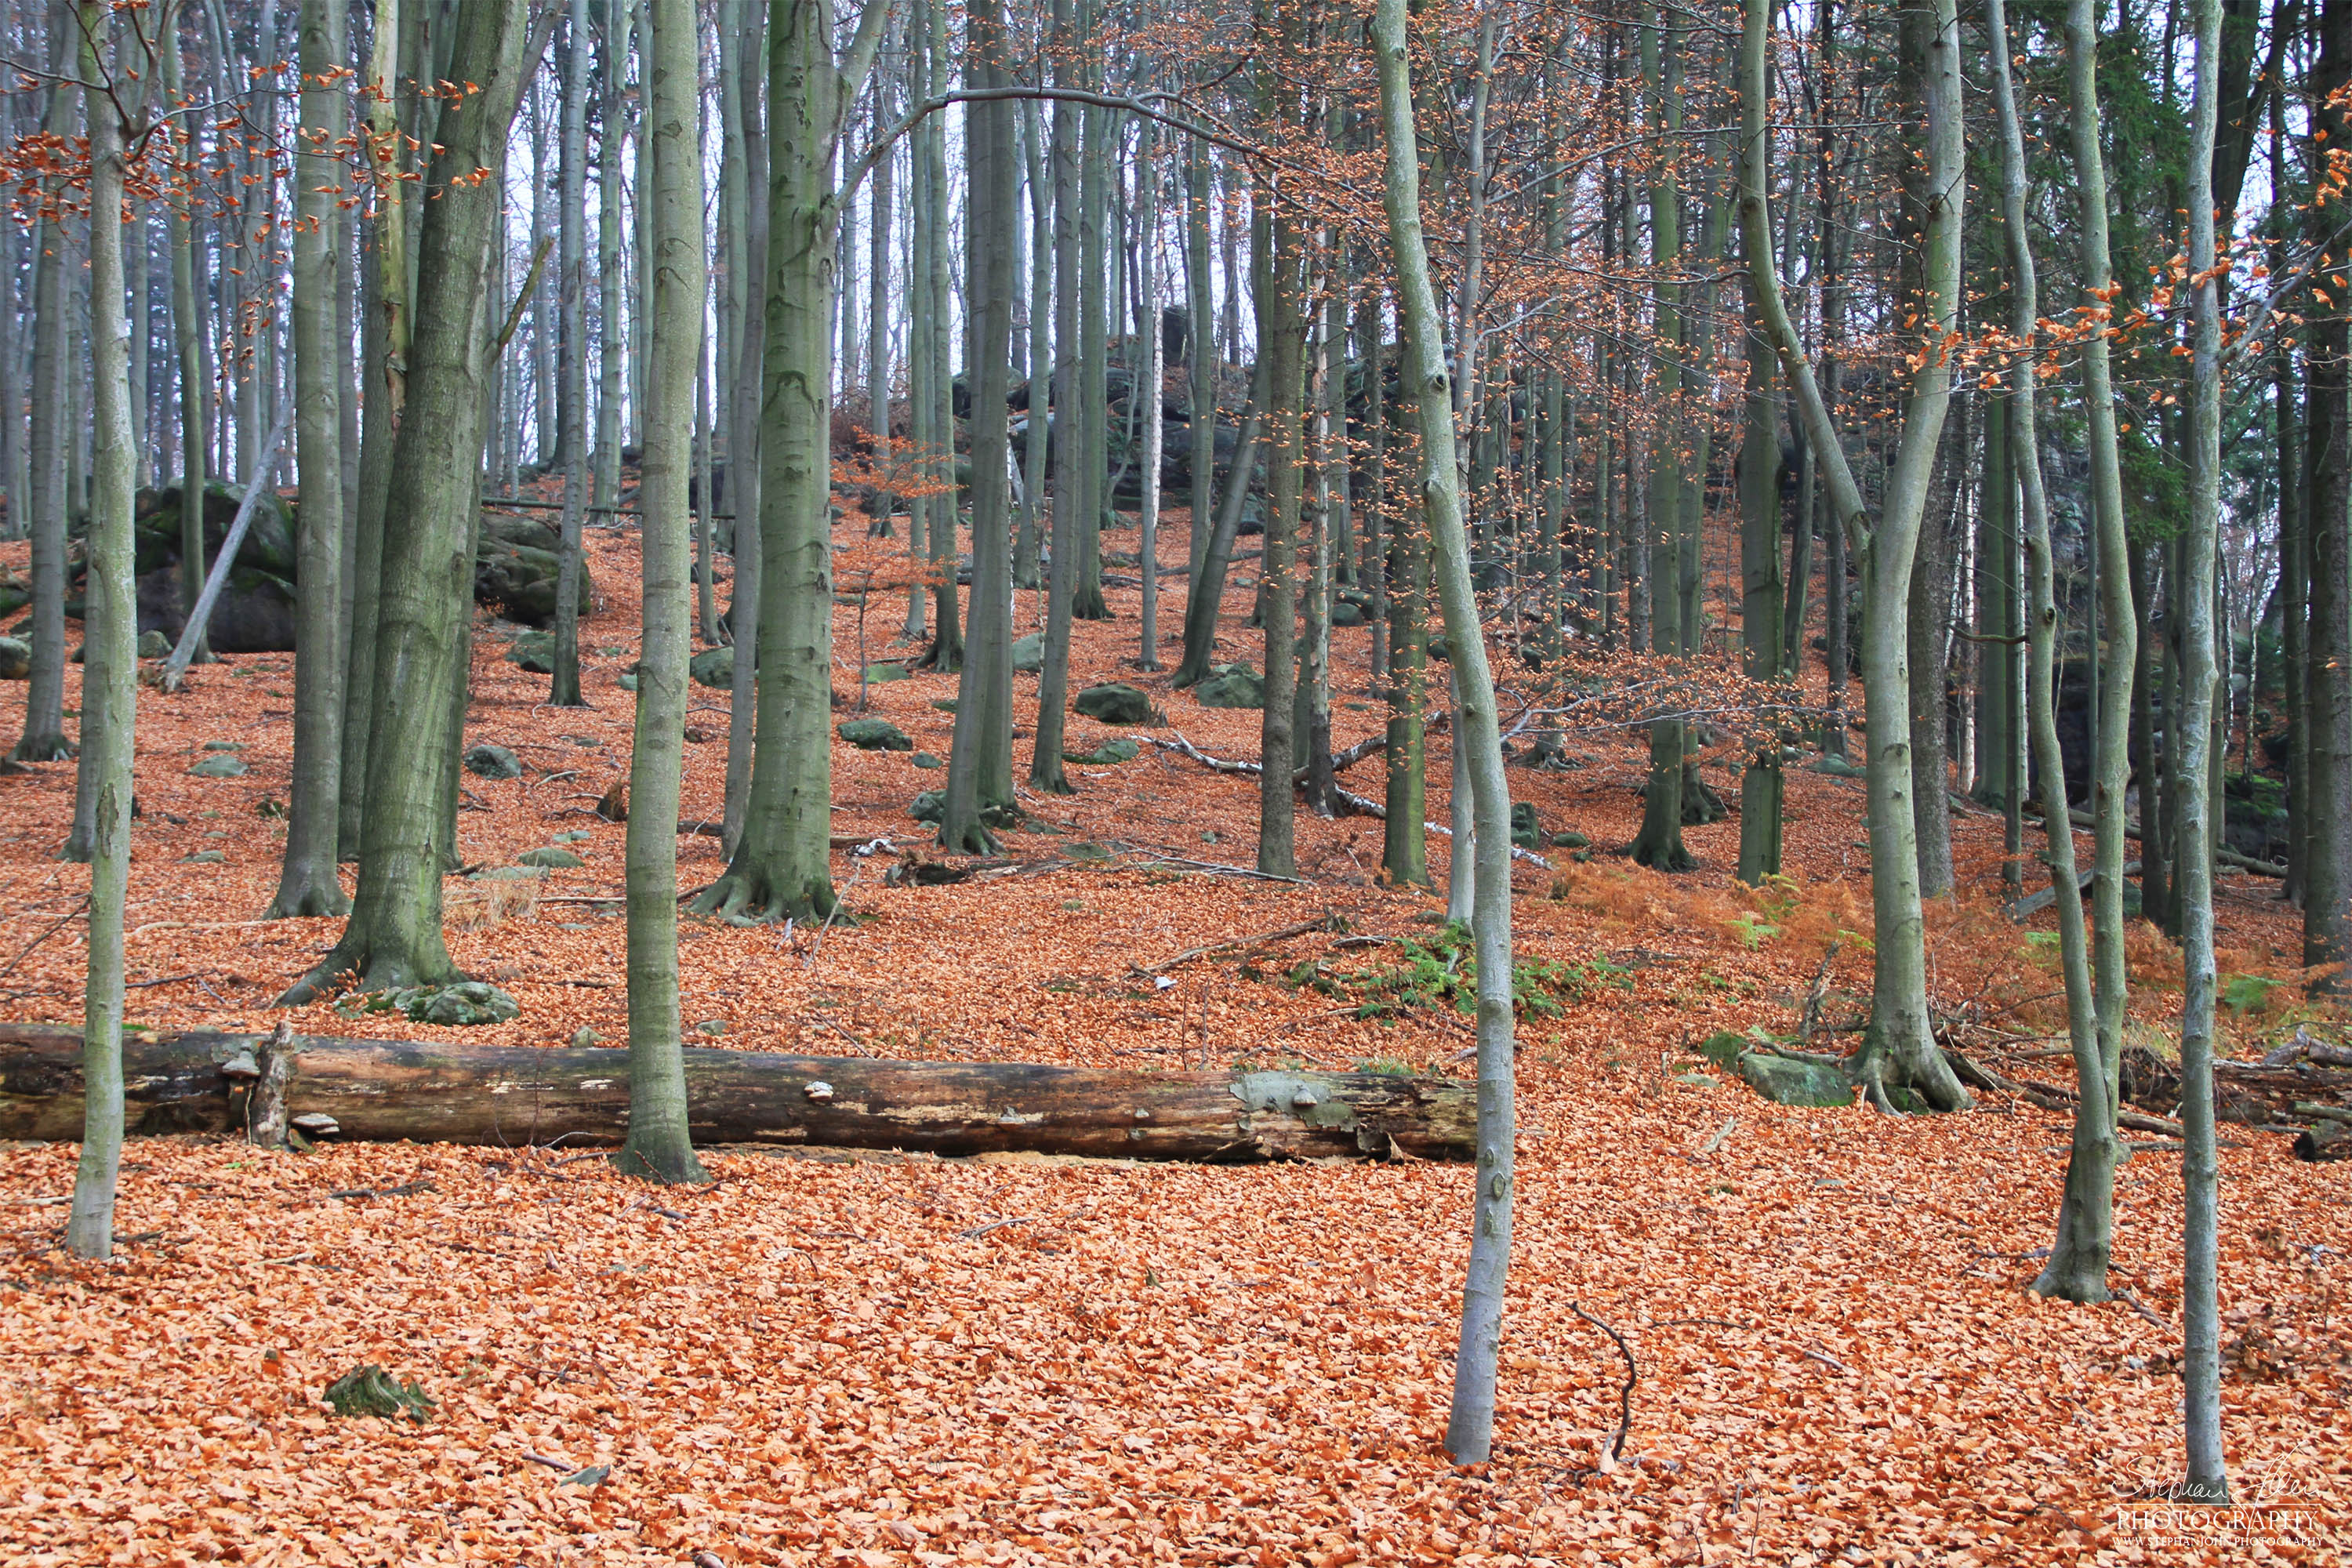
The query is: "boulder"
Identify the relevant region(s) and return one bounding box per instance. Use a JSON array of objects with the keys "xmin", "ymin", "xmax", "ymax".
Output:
[
  {"xmin": 1011, "ymin": 631, "xmax": 1045, "ymax": 673},
  {"xmin": 1194, "ymin": 662, "xmax": 1265, "ymax": 710},
  {"xmin": 474, "ymin": 522, "xmax": 594, "ymax": 627},
  {"xmin": 137, "ymin": 629, "xmax": 169, "ymax": 659},
  {"xmin": 0, "ymin": 637, "xmax": 26, "ymax": 680},
  {"xmin": 1064, "ymin": 738, "xmax": 1140, "ymax": 766},
  {"xmin": 912, "ymin": 751, "xmax": 944, "ymax": 769},
  {"xmin": 463, "ymin": 743, "xmax": 523, "ymax": 780},
  {"xmin": 838, "ymin": 717, "xmax": 913, "ymax": 751},
  {"xmin": 1808, "ymin": 753, "xmax": 1864, "ymax": 779},
  {"xmin": 909, "ymin": 788, "xmax": 946, "ymax": 822},
  {"xmin": 364, "ymin": 981, "xmax": 521, "ymax": 1028},
  {"xmin": 506, "ymin": 631, "xmax": 555, "ymax": 673},
  {"xmin": 190, "ymin": 753, "xmax": 249, "ymax": 779},
  {"xmin": 863, "ymin": 662, "xmax": 911, "ymax": 684},
  {"xmin": 133, "ymin": 563, "xmax": 296, "ymax": 653},
  {"xmin": 690, "ymin": 645, "xmax": 735, "ymax": 688},
  {"xmin": 1330, "ymin": 599, "xmax": 1367, "ymax": 627},
  {"xmin": 517, "ymin": 846, "xmax": 586, "ymax": 869},
  {"xmin": 1073, "ymin": 681, "xmax": 1154, "ymax": 724},
  {"xmin": 1549, "ymin": 829, "xmax": 1591, "ymax": 849},
  {"xmin": 1737, "ymin": 1051, "xmax": 1857, "ymax": 1109},
  {"xmin": 1510, "ymin": 801, "xmax": 1542, "ymax": 849}
]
